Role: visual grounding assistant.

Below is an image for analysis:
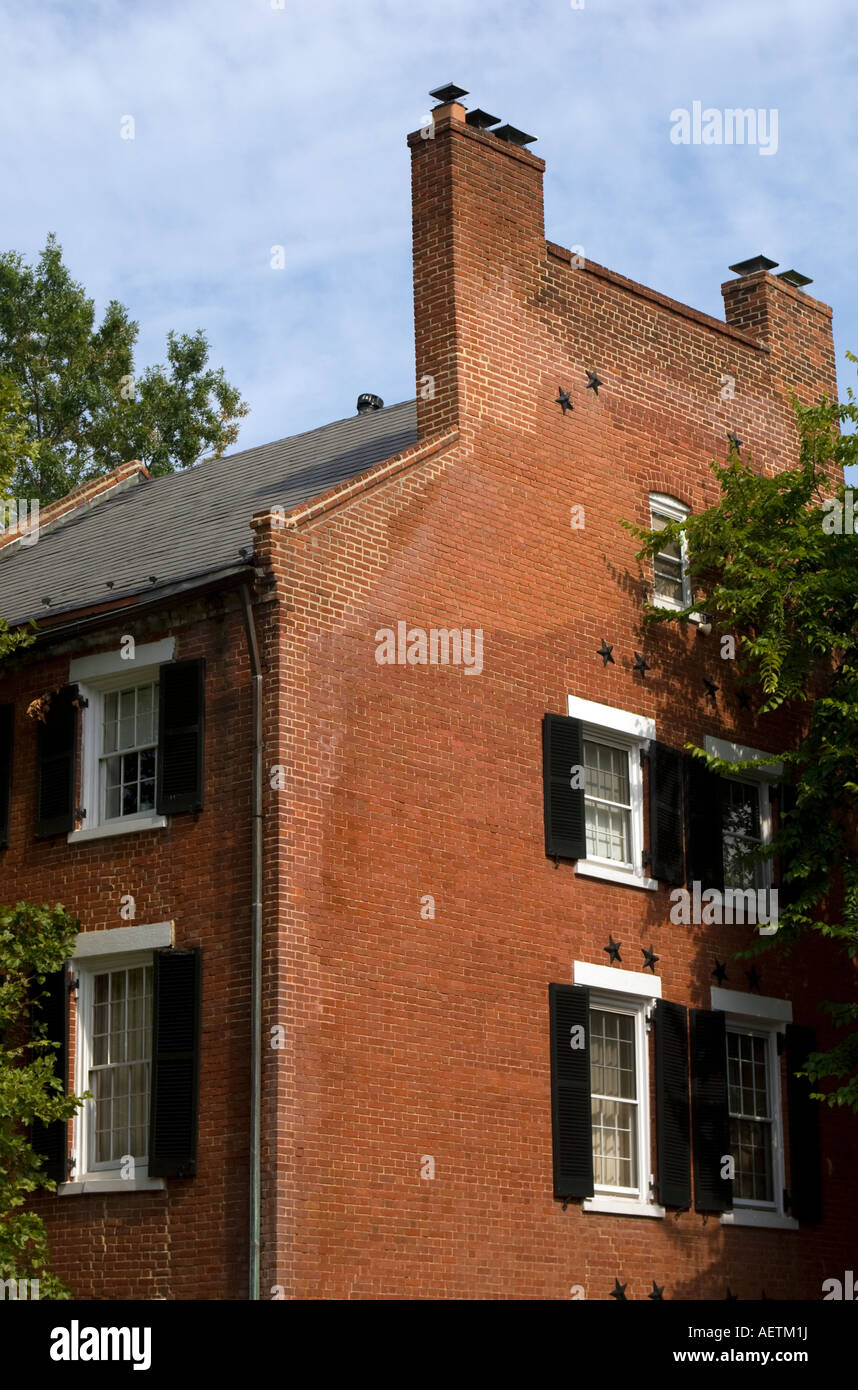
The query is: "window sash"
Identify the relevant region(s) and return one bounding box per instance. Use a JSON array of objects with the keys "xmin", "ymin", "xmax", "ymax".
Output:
[
  {"xmin": 727, "ymin": 1028, "xmax": 777, "ymax": 1207},
  {"xmin": 650, "ymin": 505, "xmax": 690, "ymax": 607},
  {"xmin": 99, "ymin": 682, "xmax": 158, "ymax": 822},
  {"xmin": 79, "ymin": 960, "xmax": 153, "ymax": 1173},
  {"xmin": 590, "ymin": 1005, "xmax": 644, "ymax": 1198},
  {"xmin": 721, "ymin": 778, "xmax": 771, "ymax": 891},
  {"xmin": 584, "ymin": 740, "xmax": 633, "ymax": 867}
]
